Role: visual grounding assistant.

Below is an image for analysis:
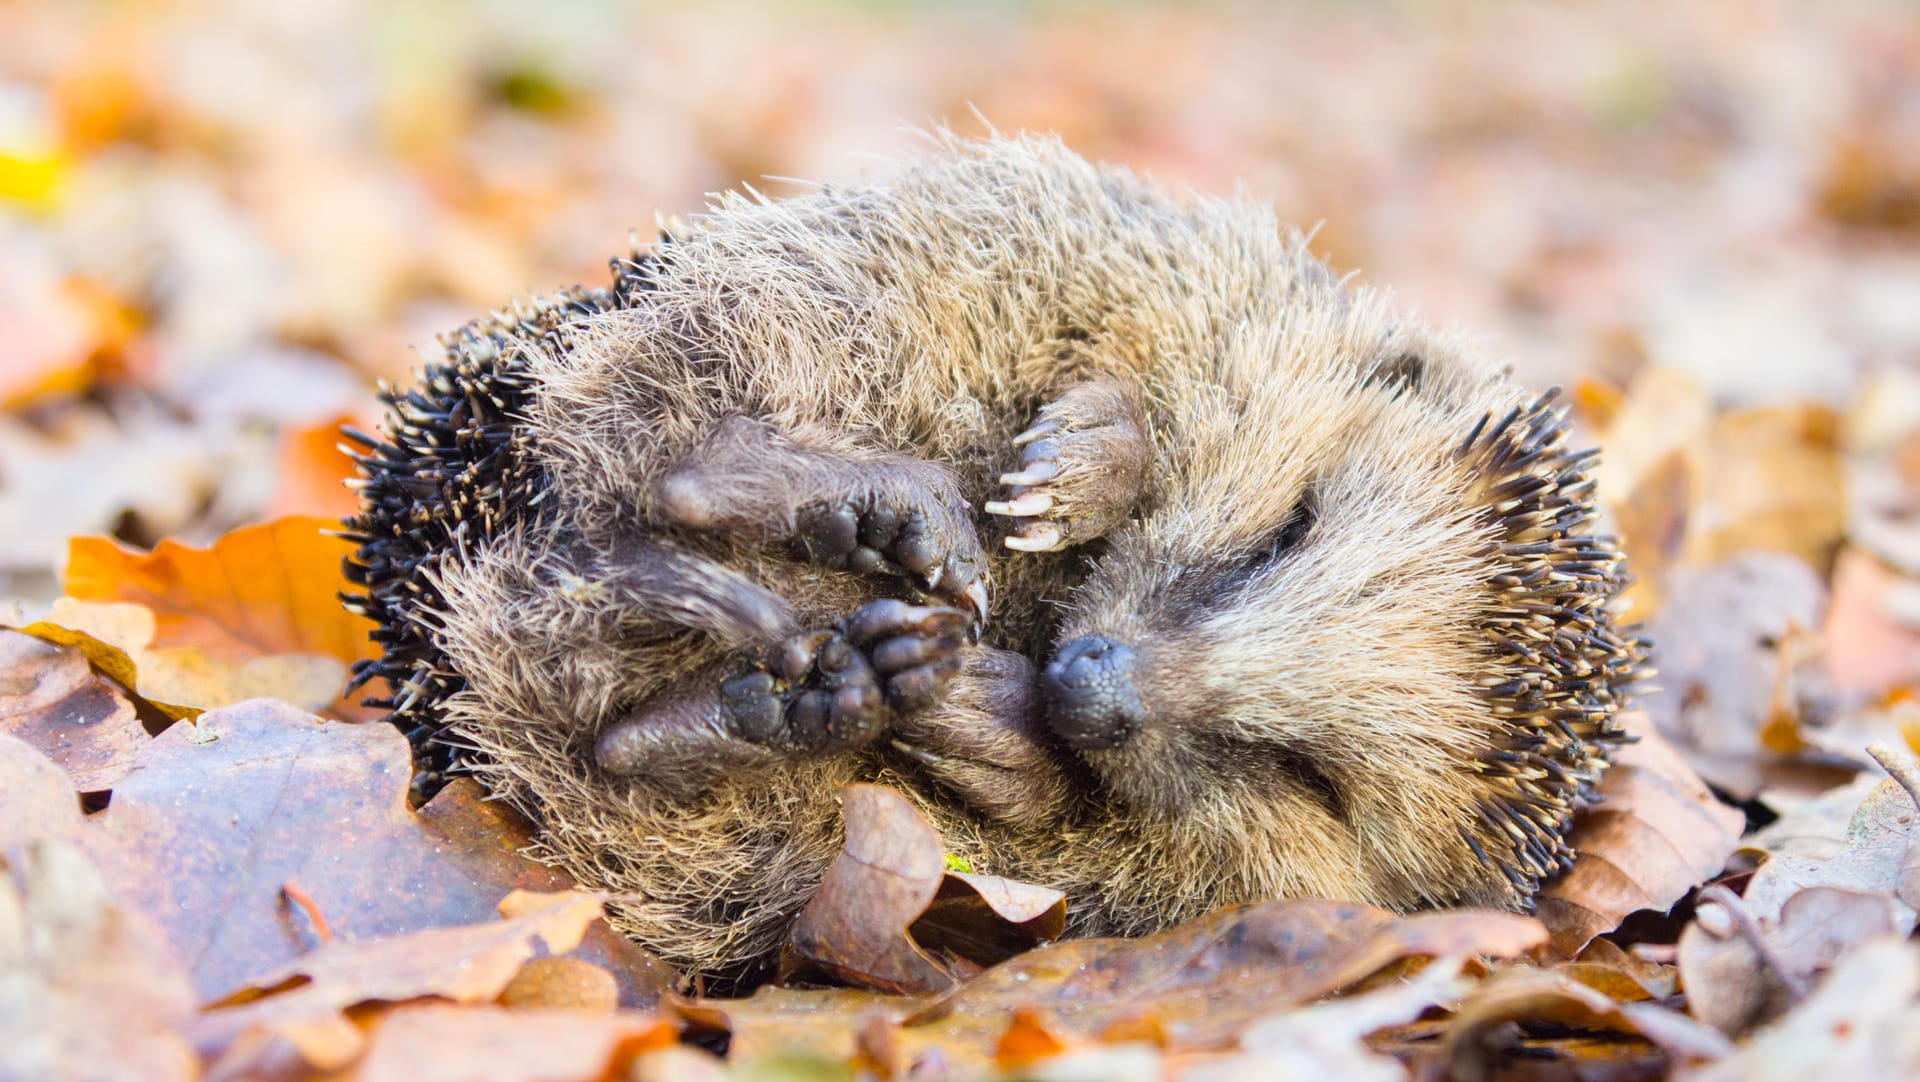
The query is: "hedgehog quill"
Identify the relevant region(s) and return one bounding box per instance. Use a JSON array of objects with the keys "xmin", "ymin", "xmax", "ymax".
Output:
[{"xmin": 342, "ymin": 134, "xmax": 1647, "ymax": 982}]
